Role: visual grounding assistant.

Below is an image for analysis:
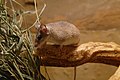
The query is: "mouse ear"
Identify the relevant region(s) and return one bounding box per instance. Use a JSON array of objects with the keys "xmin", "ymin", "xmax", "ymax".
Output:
[
  {"xmin": 40, "ymin": 25, "xmax": 49, "ymax": 34},
  {"xmin": 35, "ymin": 22, "xmax": 41, "ymax": 30}
]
